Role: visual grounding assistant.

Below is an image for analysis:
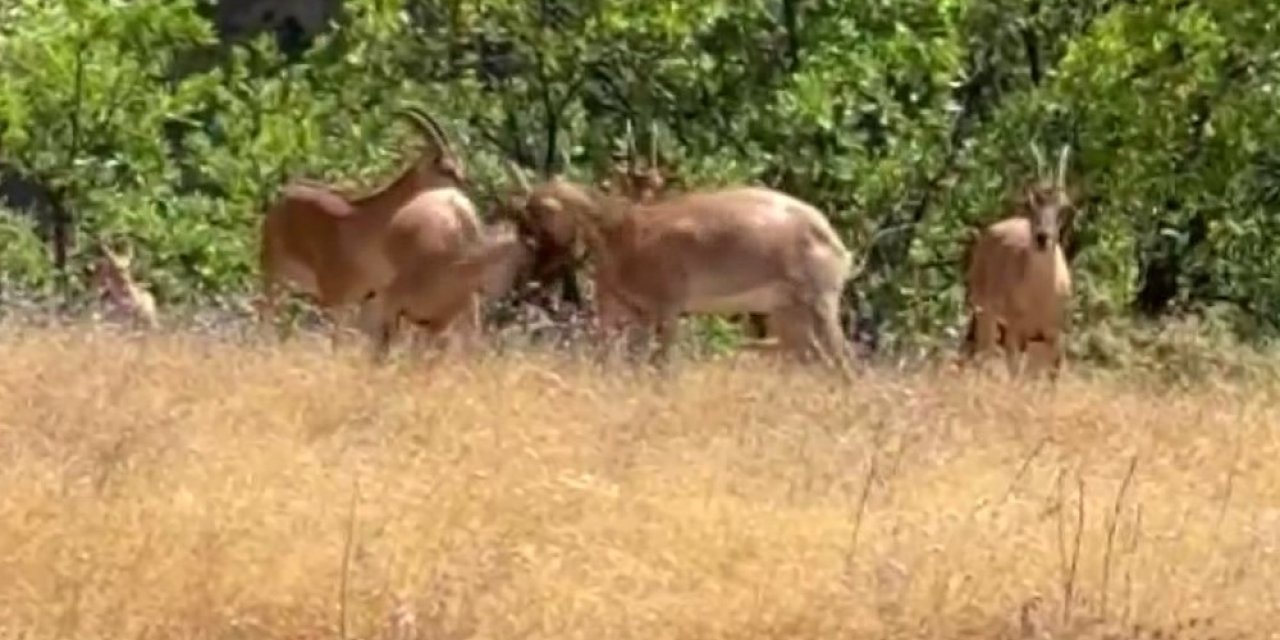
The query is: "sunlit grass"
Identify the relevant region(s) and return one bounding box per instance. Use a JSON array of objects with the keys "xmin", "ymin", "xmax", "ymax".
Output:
[{"xmin": 0, "ymin": 324, "xmax": 1276, "ymax": 639}]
